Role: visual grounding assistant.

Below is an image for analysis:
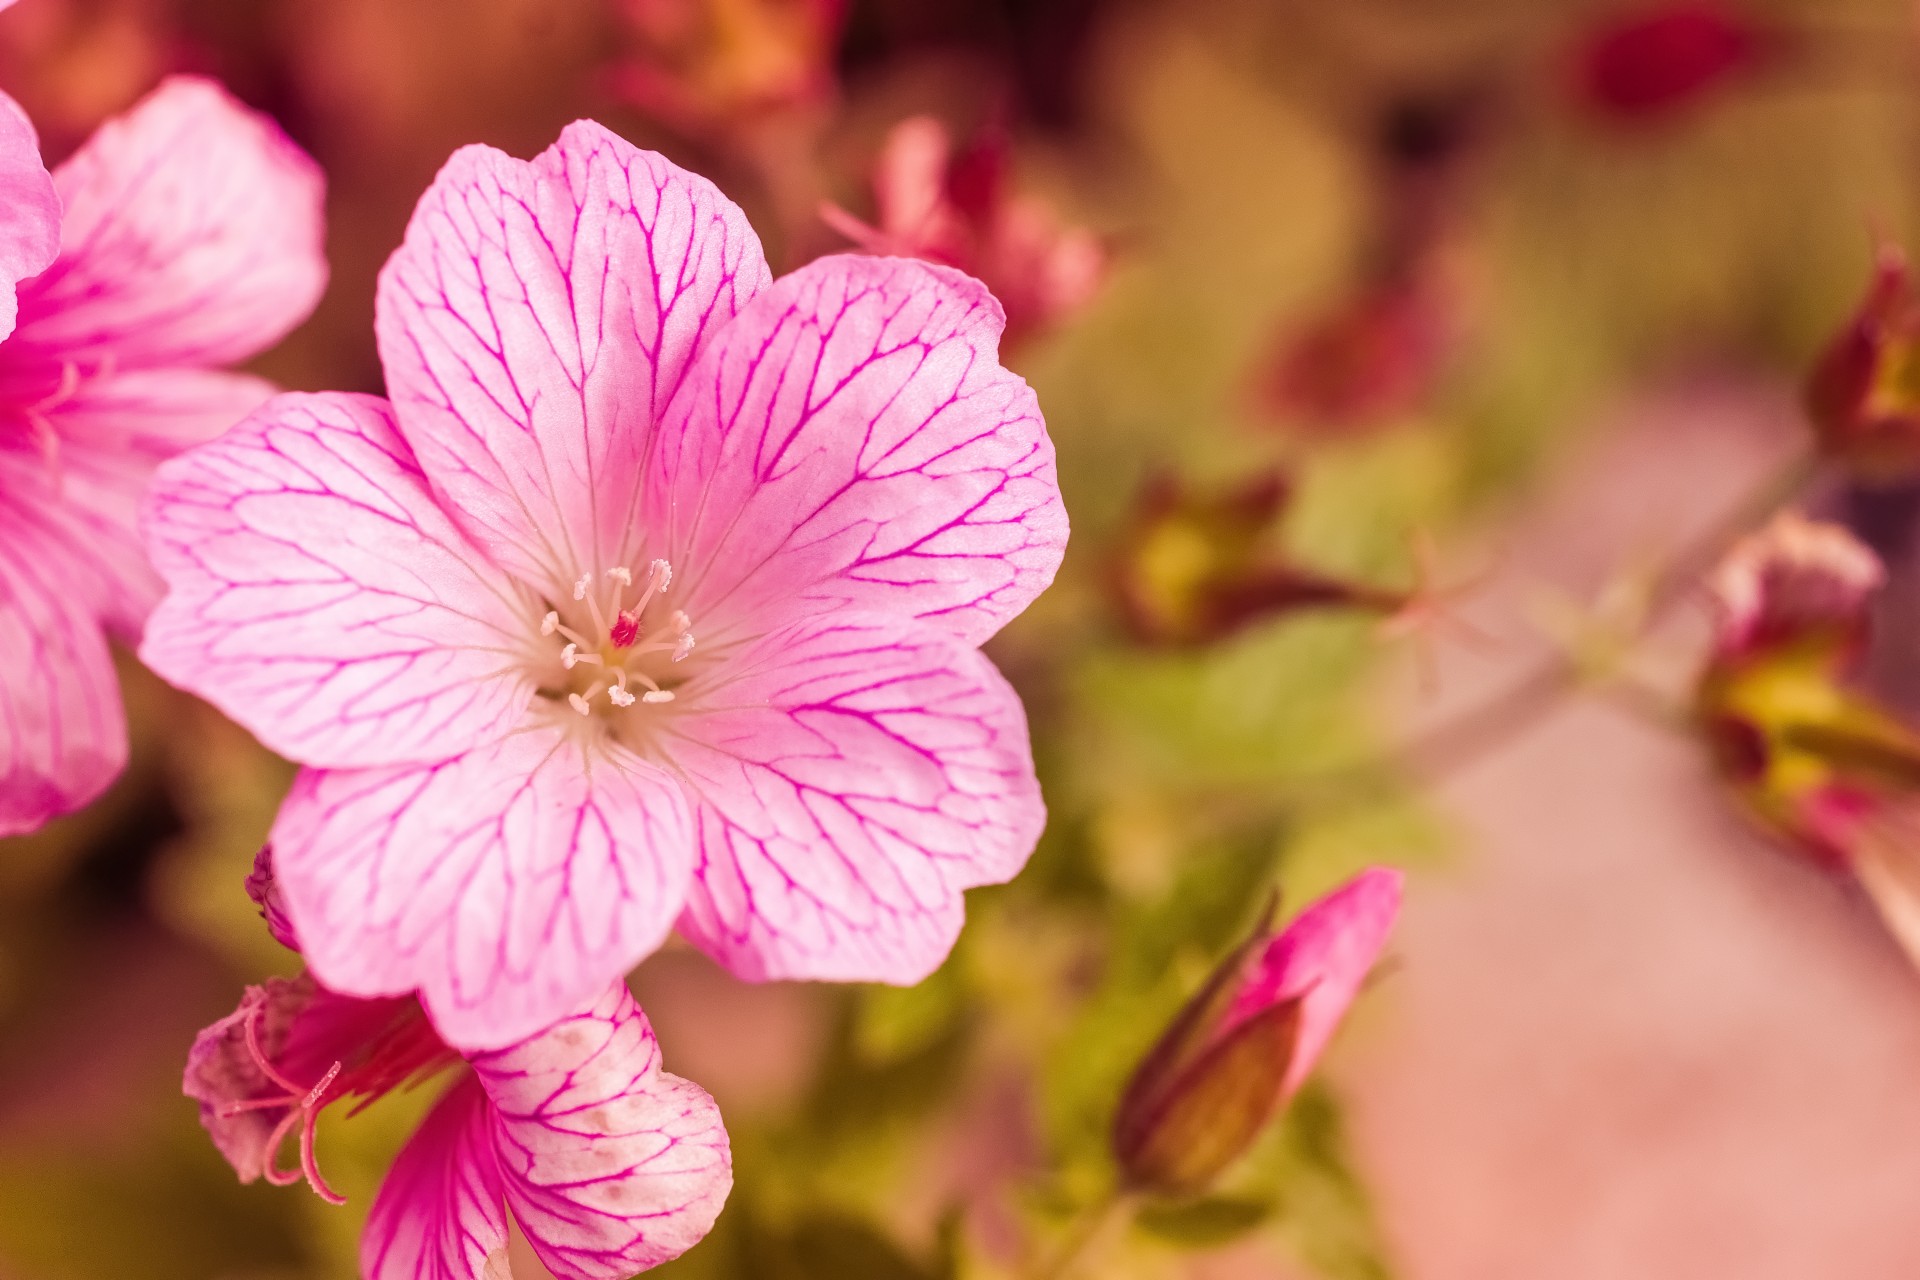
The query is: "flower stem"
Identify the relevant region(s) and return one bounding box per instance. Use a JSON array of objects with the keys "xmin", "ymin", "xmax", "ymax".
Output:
[{"xmin": 1029, "ymin": 1189, "xmax": 1136, "ymax": 1280}]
